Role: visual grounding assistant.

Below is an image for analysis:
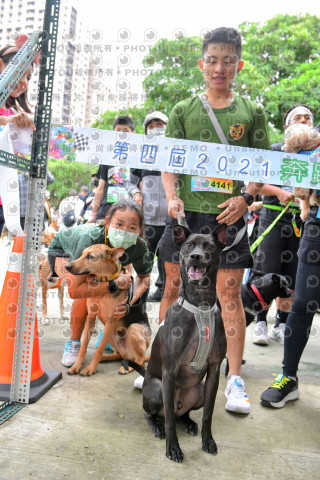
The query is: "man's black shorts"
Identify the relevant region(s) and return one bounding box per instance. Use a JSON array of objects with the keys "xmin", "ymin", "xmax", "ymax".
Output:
[
  {"xmin": 254, "ymin": 209, "xmax": 301, "ymax": 289},
  {"xmin": 158, "ymin": 211, "xmax": 252, "ymax": 269}
]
